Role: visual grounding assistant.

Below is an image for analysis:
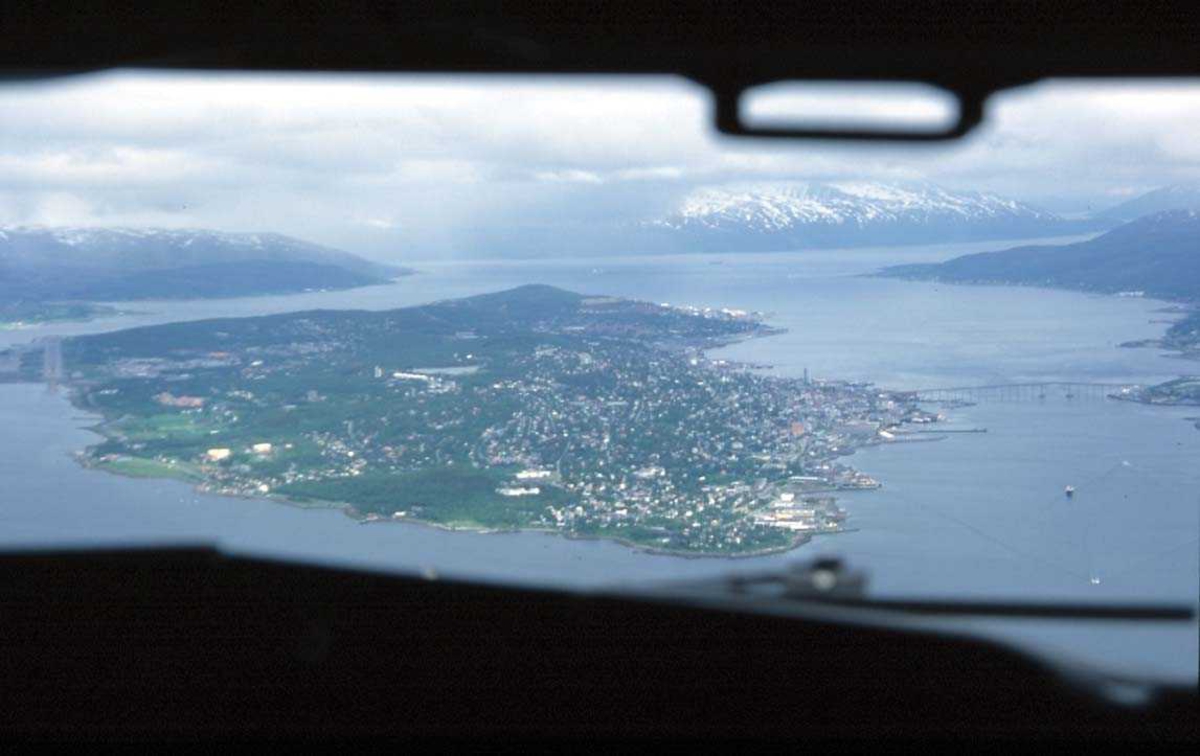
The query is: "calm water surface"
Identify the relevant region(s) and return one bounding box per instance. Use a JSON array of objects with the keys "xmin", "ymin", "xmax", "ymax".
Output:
[{"xmin": 2, "ymin": 237, "xmax": 1196, "ymax": 682}]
